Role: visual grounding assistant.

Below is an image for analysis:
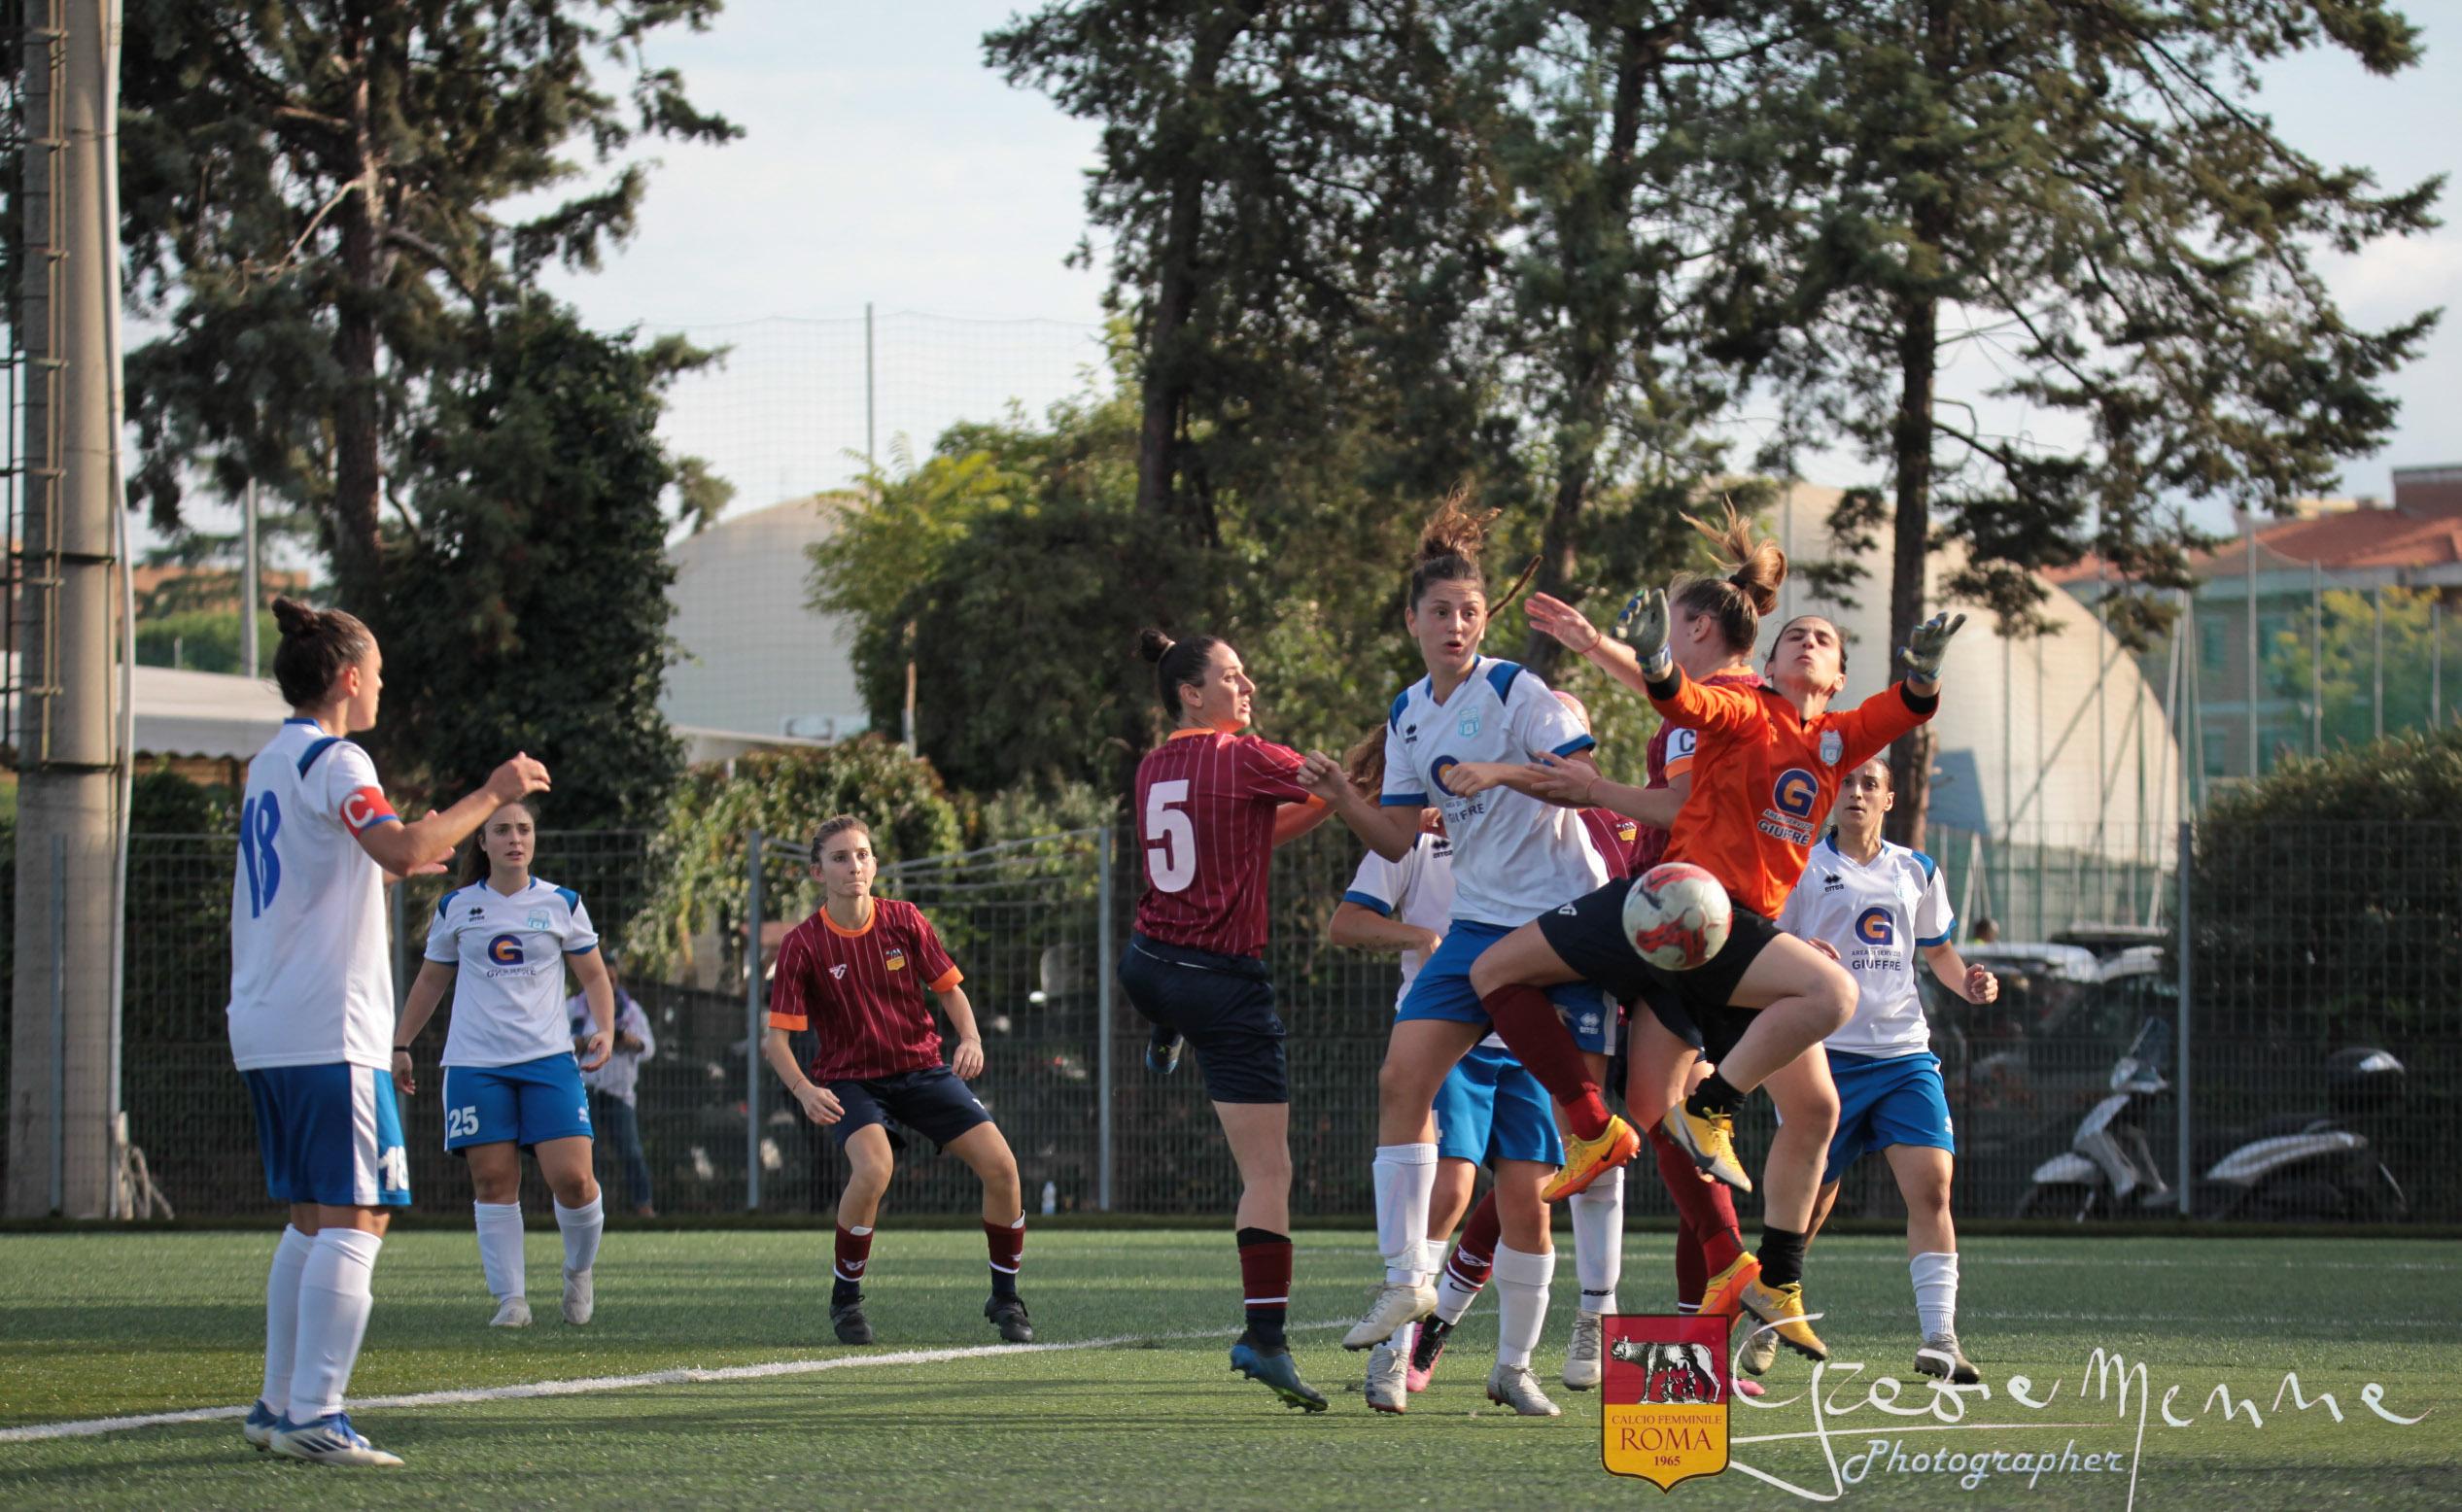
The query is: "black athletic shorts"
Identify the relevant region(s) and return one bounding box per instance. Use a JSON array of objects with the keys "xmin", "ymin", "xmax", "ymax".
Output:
[
  {"xmin": 826, "ymin": 1066, "xmax": 995, "ymax": 1151},
  {"xmin": 1536, "ymin": 878, "xmax": 1786, "ymax": 1059},
  {"xmin": 1118, "ymin": 932, "xmax": 1290, "ymax": 1105}
]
